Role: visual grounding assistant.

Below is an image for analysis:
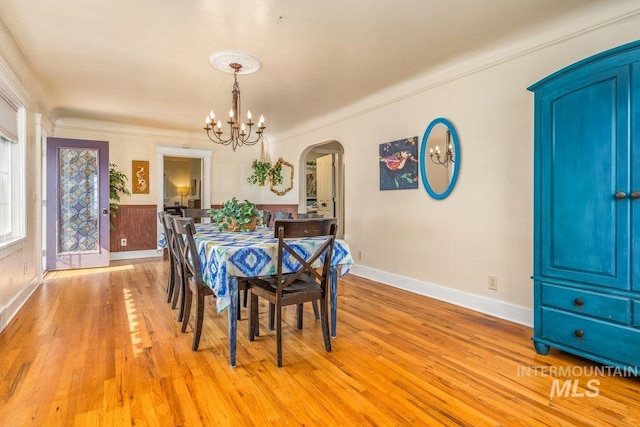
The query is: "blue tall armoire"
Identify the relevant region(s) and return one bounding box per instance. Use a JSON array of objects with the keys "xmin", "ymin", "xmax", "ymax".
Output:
[{"xmin": 529, "ymin": 41, "xmax": 640, "ymax": 368}]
